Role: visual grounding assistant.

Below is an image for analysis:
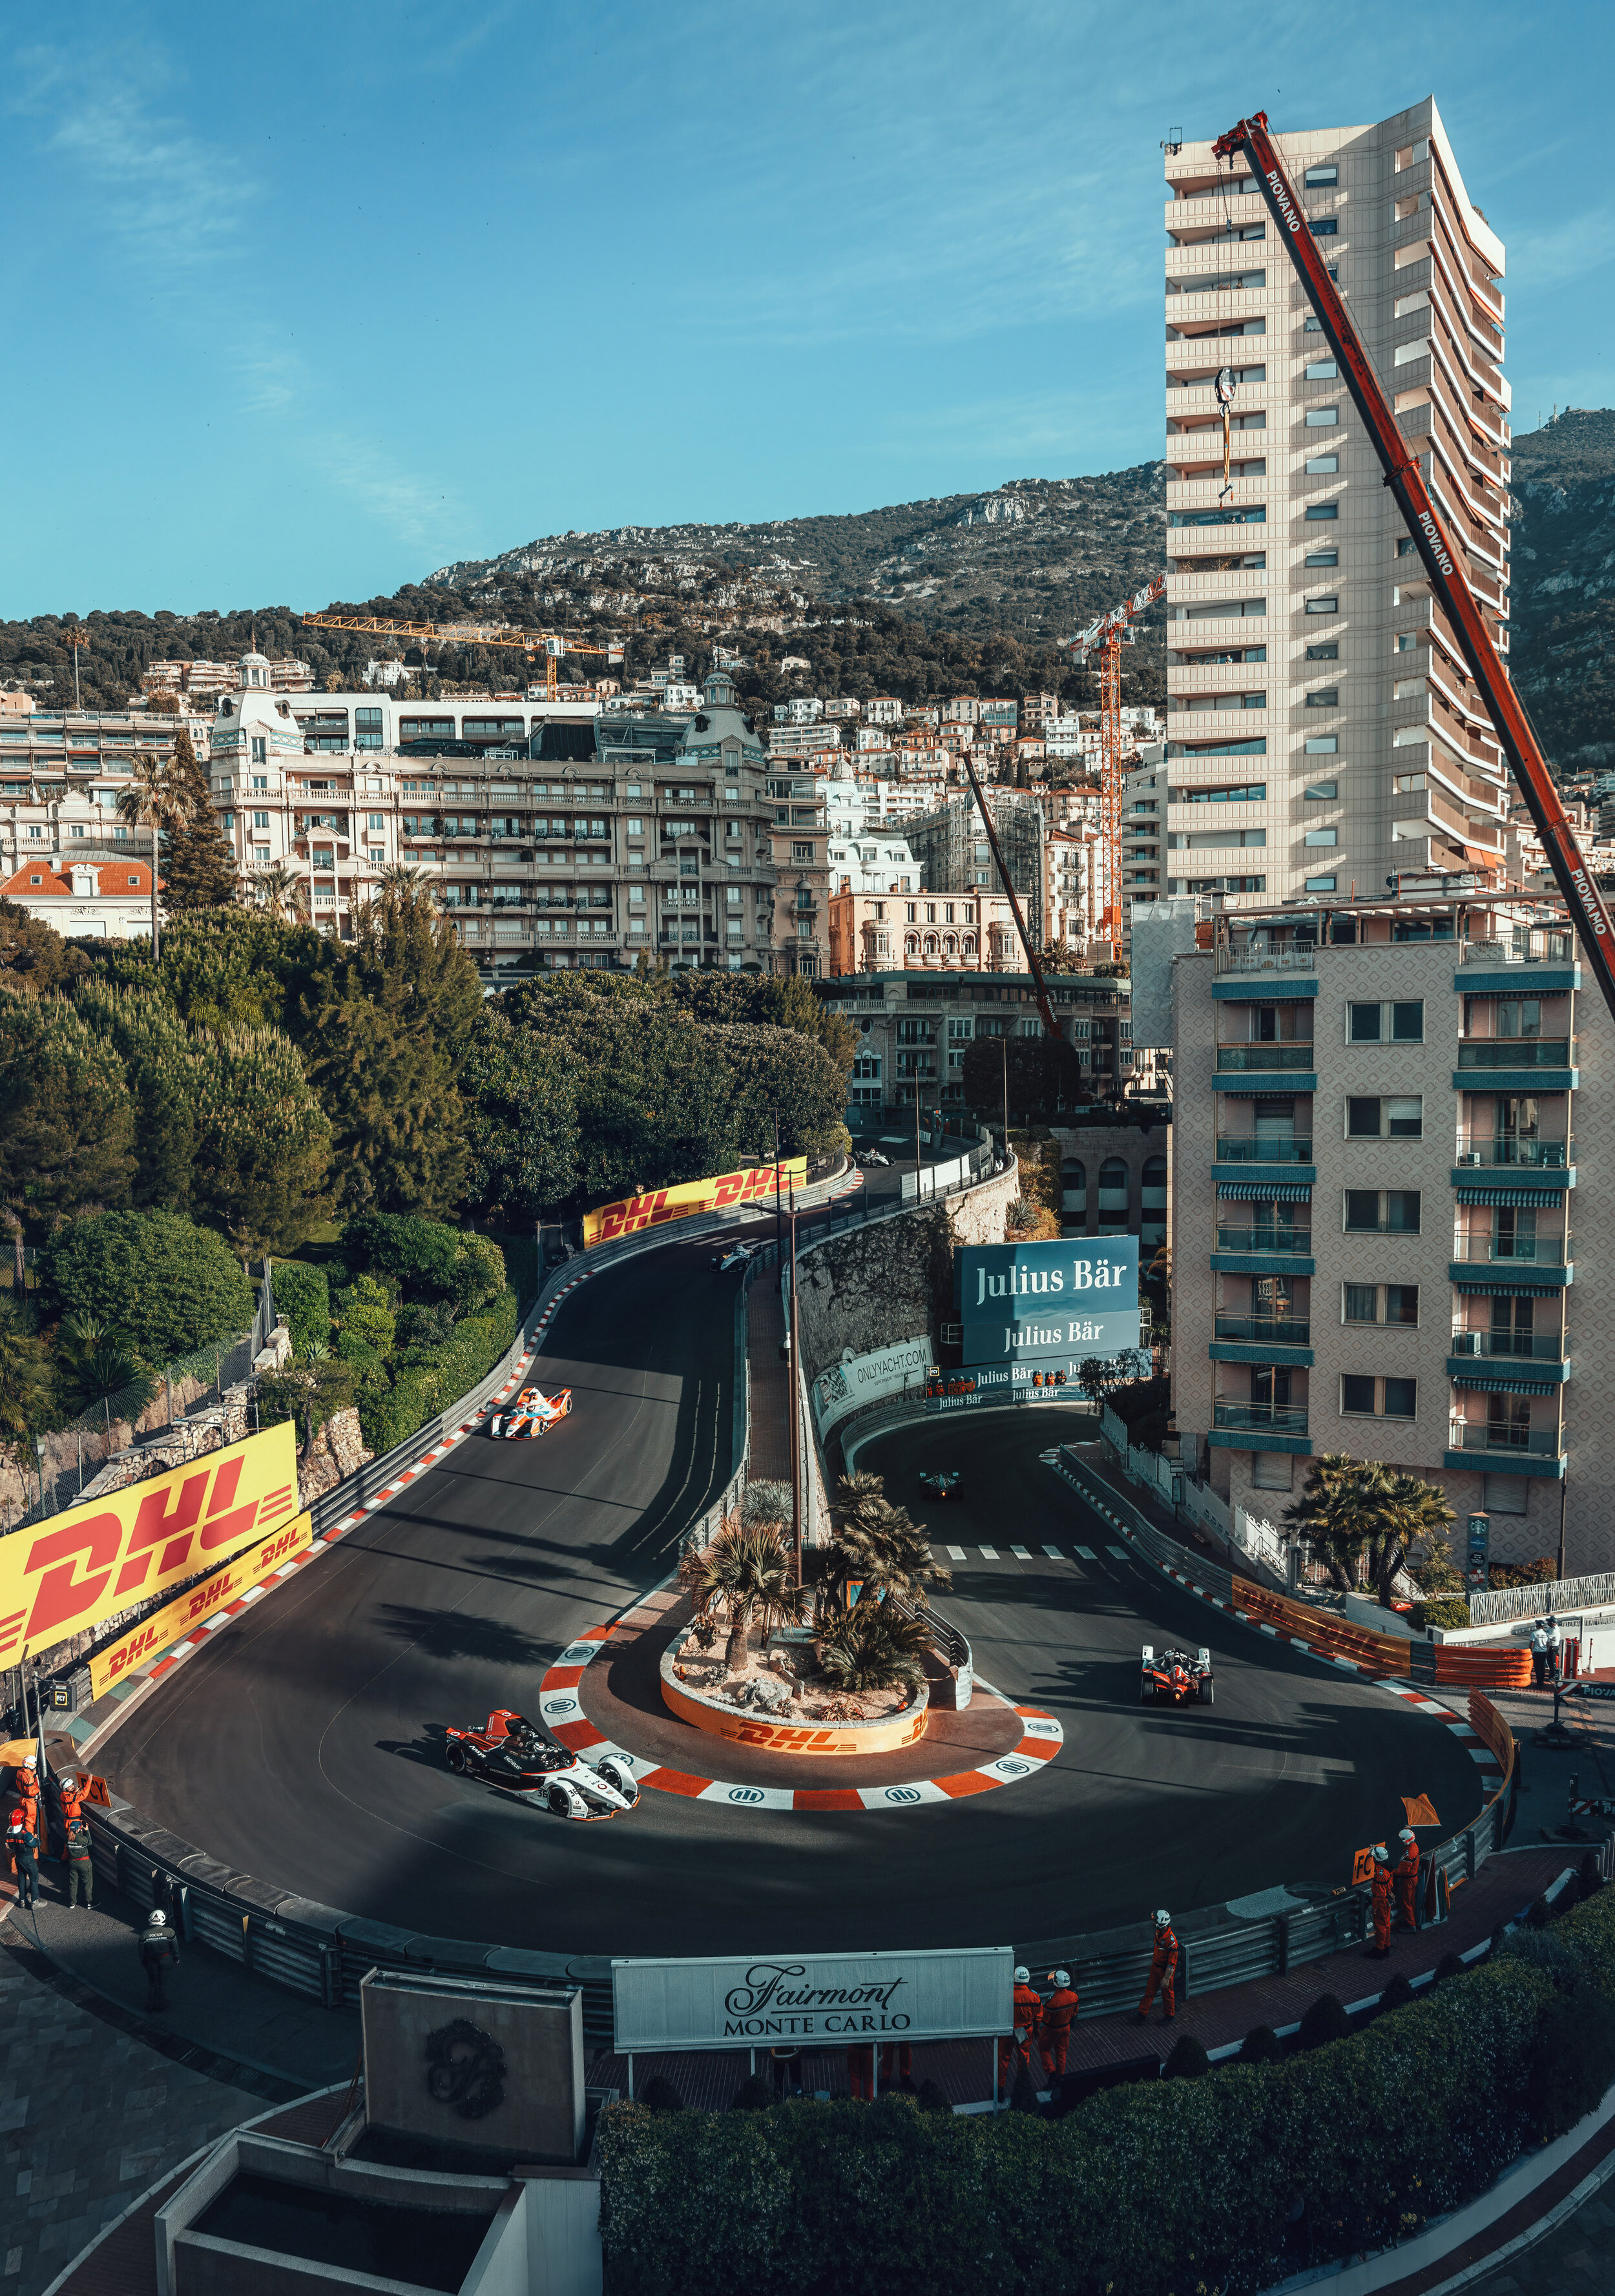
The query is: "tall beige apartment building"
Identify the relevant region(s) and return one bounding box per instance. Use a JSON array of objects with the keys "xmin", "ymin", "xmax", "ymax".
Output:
[{"xmin": 1158, "ymin": 99, "xmax": 1511, "ymax": 913}]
